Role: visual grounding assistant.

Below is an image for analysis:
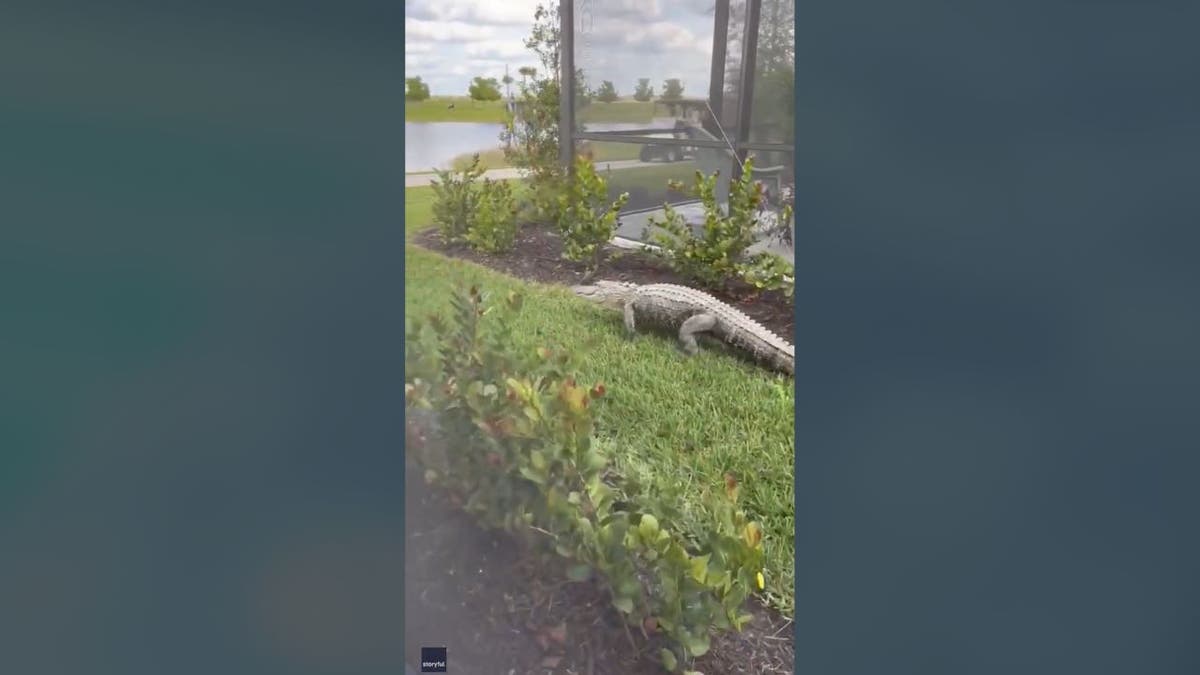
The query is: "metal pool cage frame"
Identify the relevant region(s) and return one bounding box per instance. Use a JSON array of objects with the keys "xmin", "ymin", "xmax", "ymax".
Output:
[{"xmin": 557, "ymin": 0, "xmax": 794, "ymax": 186}]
